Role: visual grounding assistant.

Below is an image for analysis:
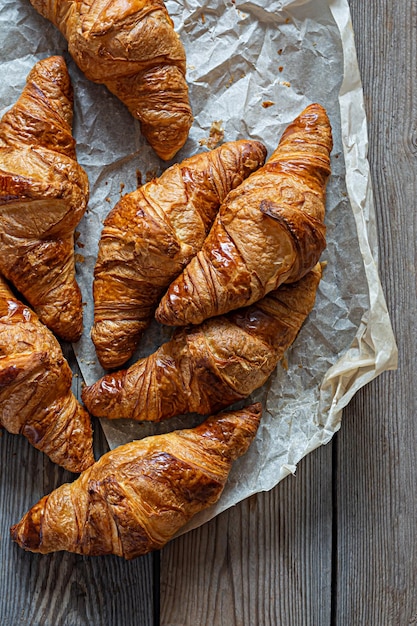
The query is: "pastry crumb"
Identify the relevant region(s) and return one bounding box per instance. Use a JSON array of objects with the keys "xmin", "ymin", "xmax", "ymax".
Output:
[
  {"xmin": 146, "ymin": 169, "xmax": 159, "ymax": 183},
  {"xmin": 199, "ymin": 121, "xmax": 224, "ymax": 149},
  {"xmin": 262, "ymin": 100, "xmax": 275, "ymax": 108}
]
